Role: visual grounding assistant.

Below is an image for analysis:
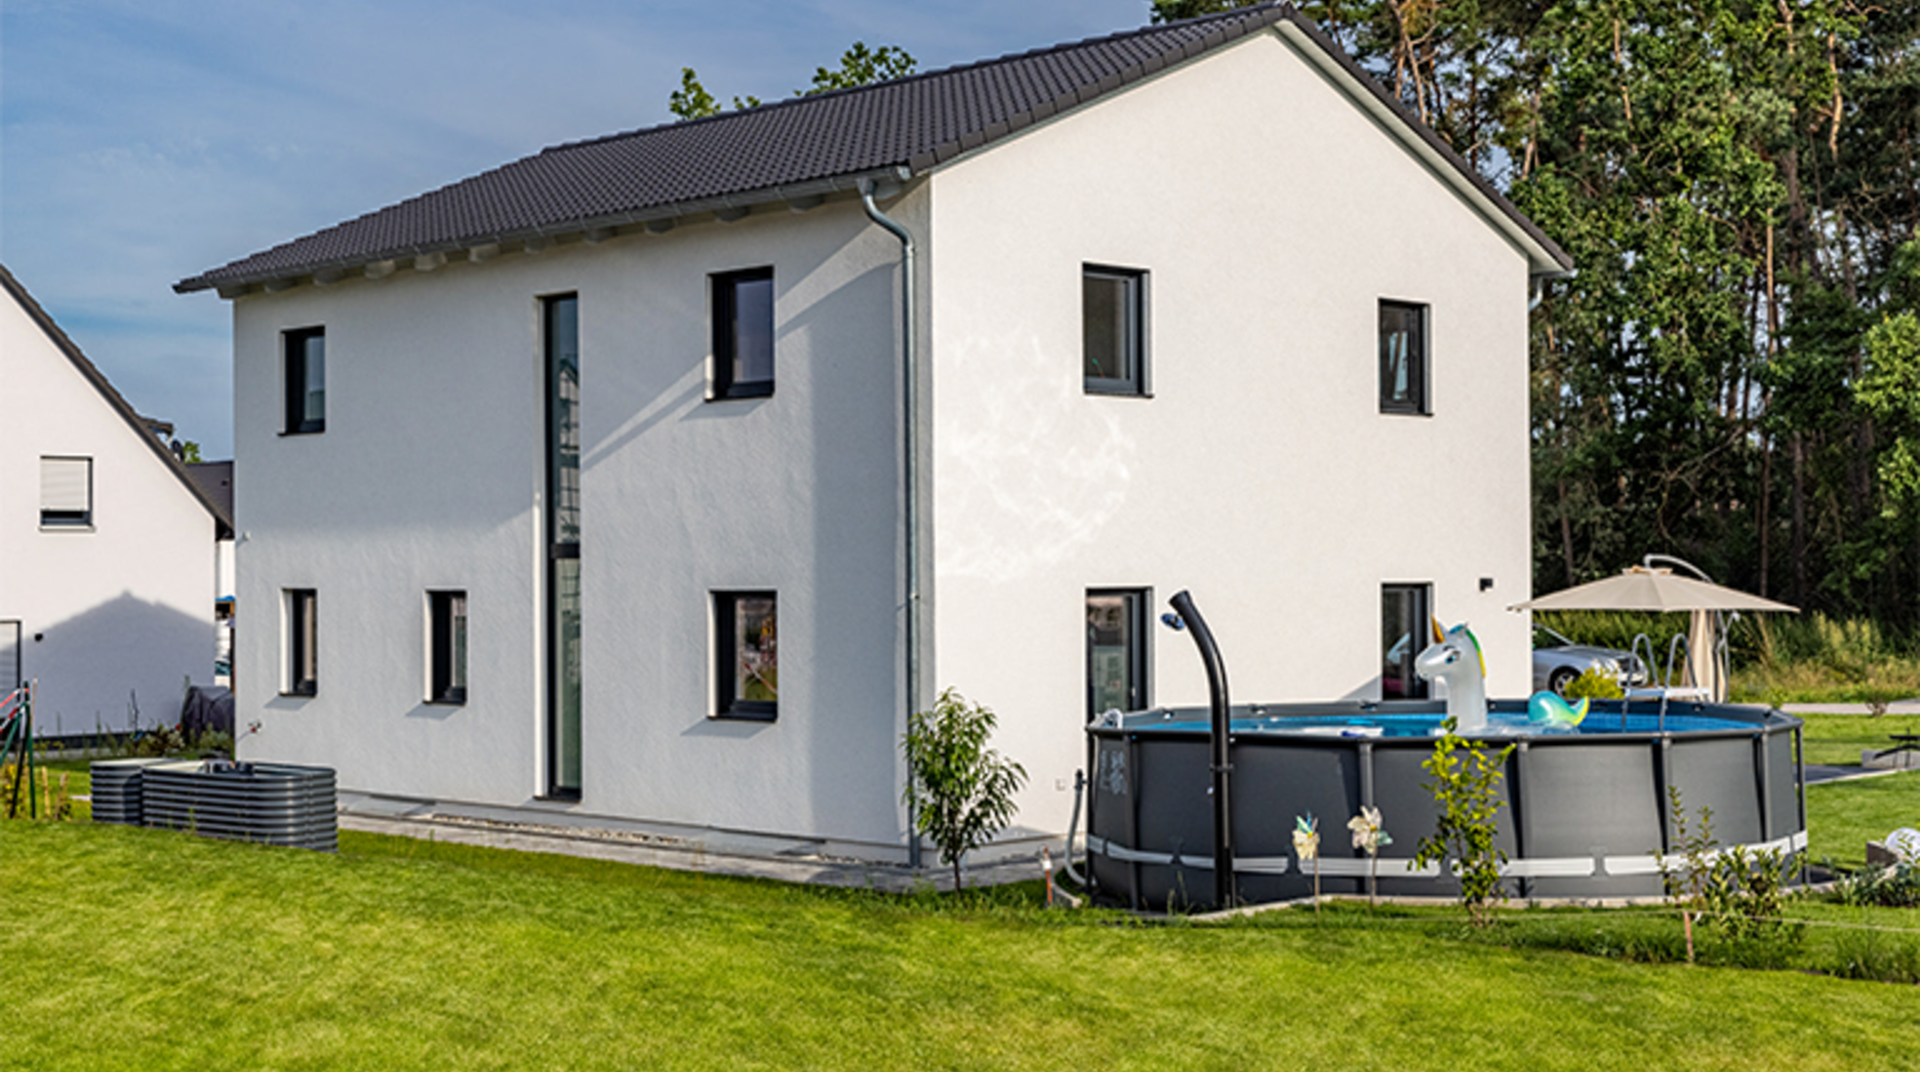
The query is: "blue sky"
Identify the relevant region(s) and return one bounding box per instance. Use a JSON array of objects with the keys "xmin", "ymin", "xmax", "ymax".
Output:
[{"xmin": 1, "ymin": 0, "xmax": 1152, "ymax": 457}]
